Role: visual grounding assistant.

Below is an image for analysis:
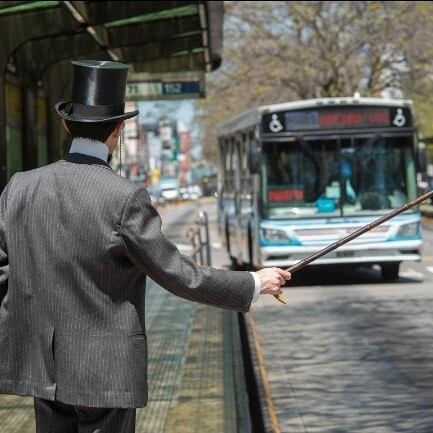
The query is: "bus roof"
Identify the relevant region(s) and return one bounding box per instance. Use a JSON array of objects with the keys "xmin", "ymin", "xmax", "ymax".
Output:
[{"xmin": 217, "ymin": 97, "xmax": 412, "ymax": 137}]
